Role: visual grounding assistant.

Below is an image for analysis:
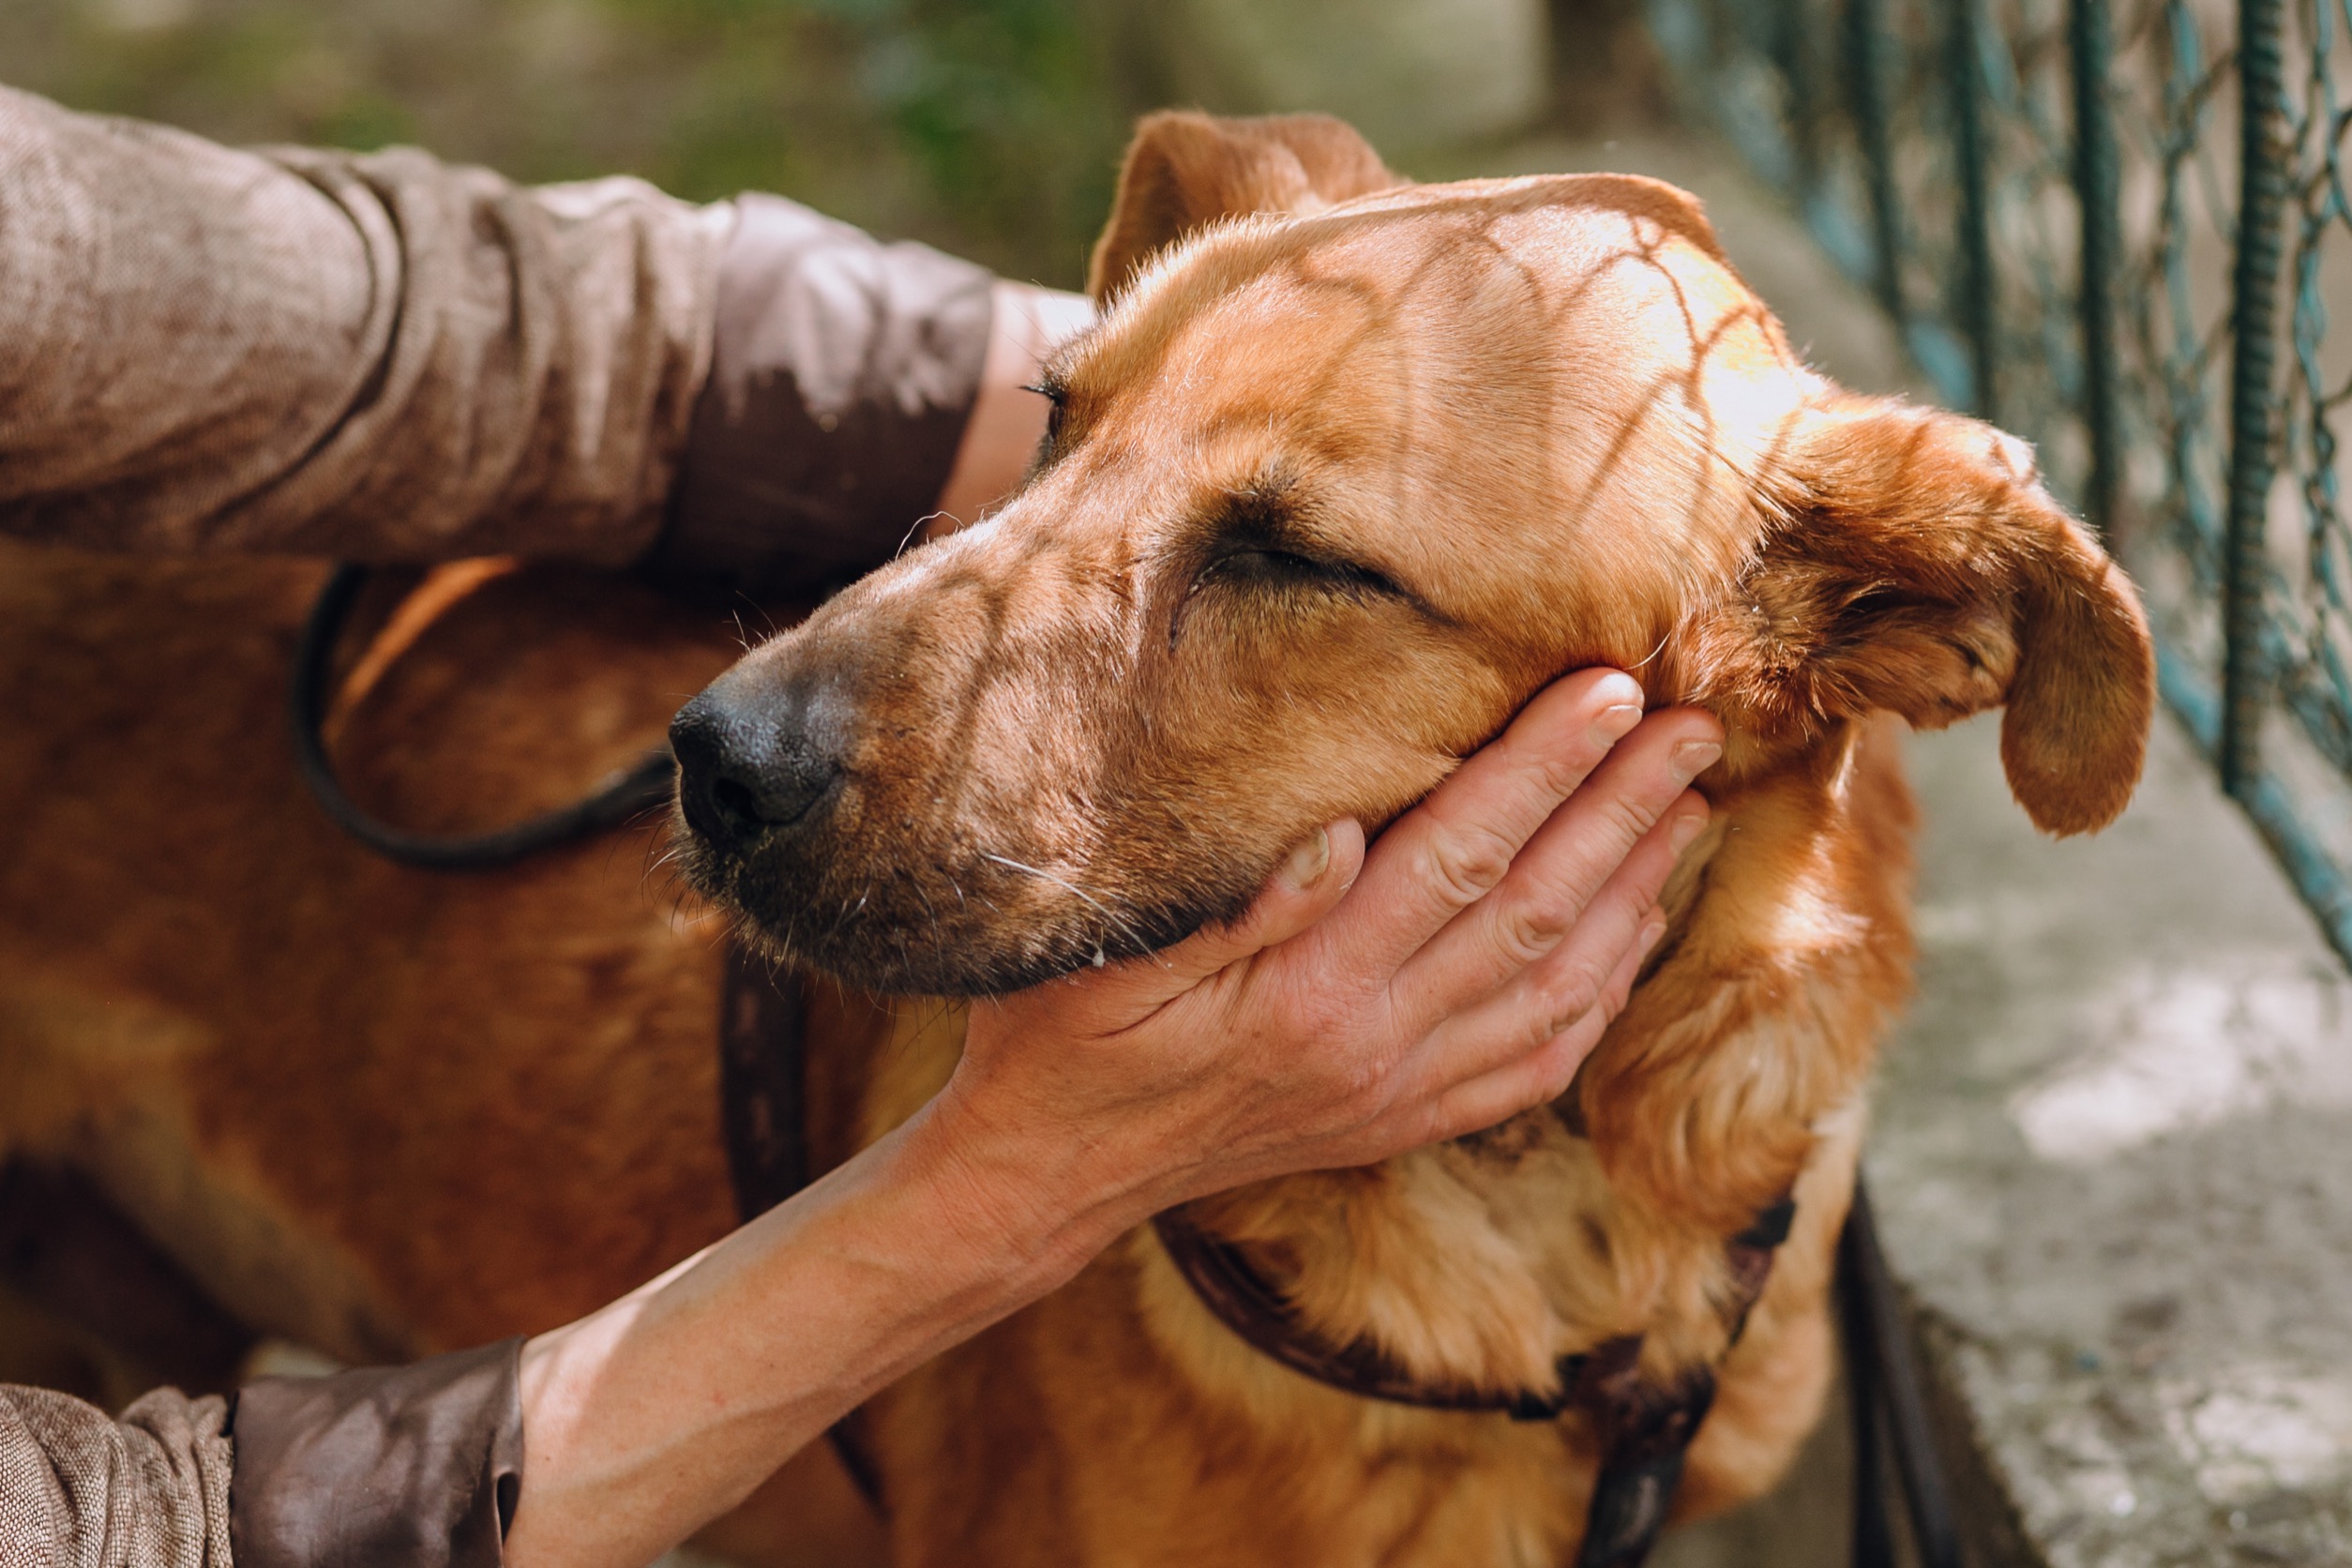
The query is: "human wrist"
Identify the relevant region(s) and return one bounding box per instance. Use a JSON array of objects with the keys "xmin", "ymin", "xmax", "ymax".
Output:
[
  {"xmin": 505, "ymin": 1101, "xmax": 1135, "ymax": 1568},
  {"xmin": 898, "ymin": 1075, "xmax": 1158, "ymax": 1293},
  {"xmin": 927, "ymin": 282, "xmax": 1093, "ymax": 535}
]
